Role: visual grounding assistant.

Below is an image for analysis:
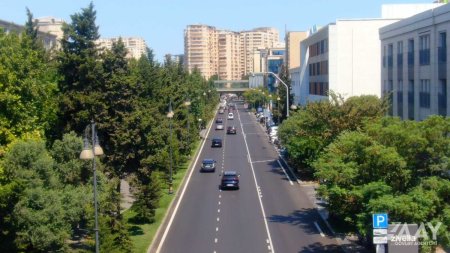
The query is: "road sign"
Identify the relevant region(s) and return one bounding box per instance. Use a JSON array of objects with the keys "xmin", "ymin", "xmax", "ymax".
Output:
[
  {"xmin": 373, "ymin": 213, "xmax": 388, "ymax": 229},
  {"xmin": 373, "ymin": 236, "xmax": 388, "ymax": 244},
  {"xmin": 373, "ymin": 229, "xmax": 388, "ymax": 236}
]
